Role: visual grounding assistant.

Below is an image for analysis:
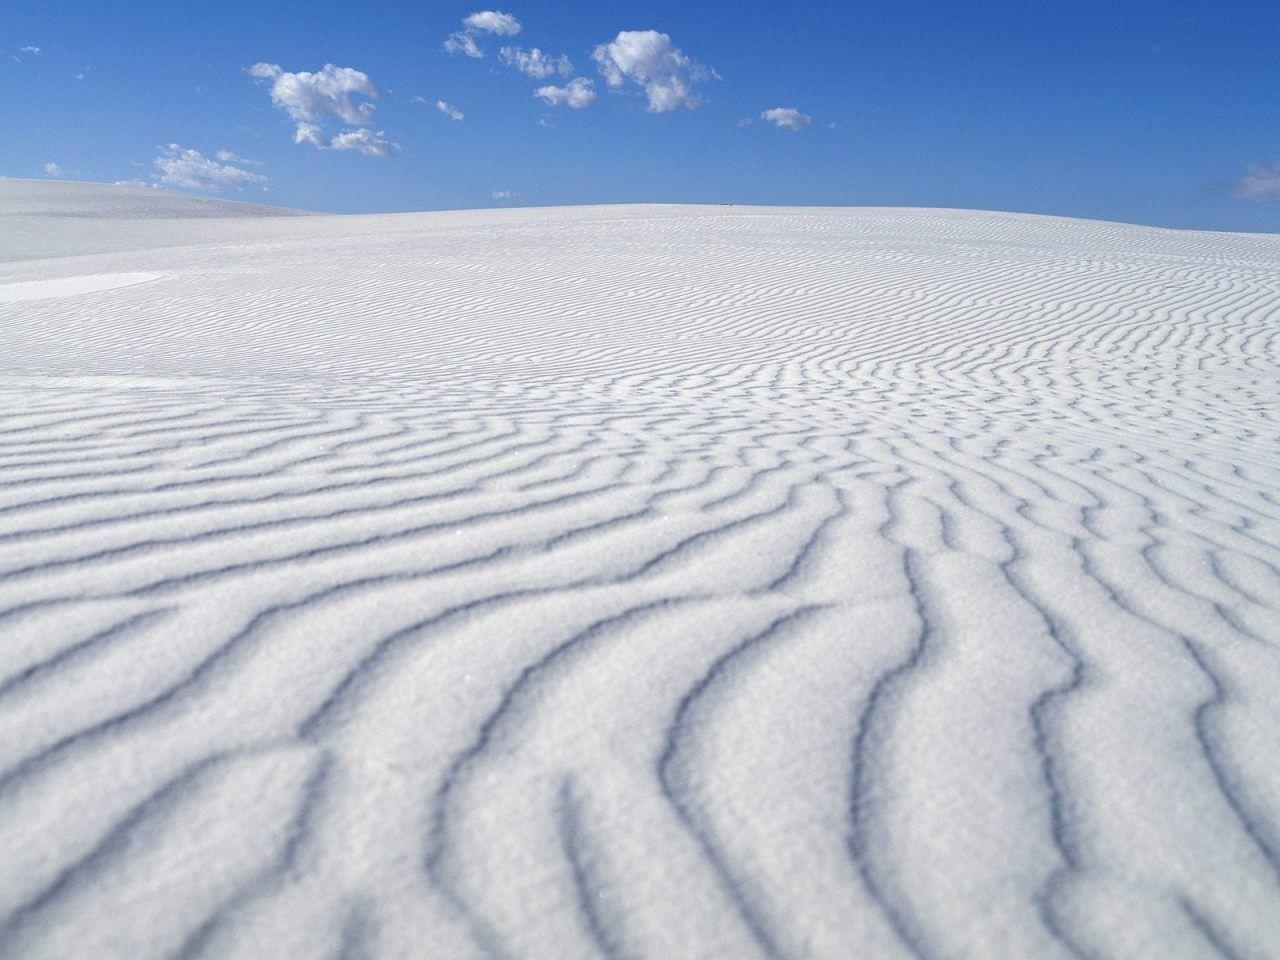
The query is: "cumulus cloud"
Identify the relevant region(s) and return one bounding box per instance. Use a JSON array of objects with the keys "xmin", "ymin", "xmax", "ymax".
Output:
[
  {"xmin": 436, "ymin": 100, "xmax": 464, "ymax": 121},
  {"xmin": 294, "ymin": 123, "xmax": 398, "ymax": 157},
  {"xmin": 292, "ymin": 123, "xmax": 326, "ymax": 149},
  {"xmin": 246, "ymin": 61, "xmax": 280, "ymax": 79},
  {"xmin": 152, "ymin": 144, "xmax": 267, "ymax": 191},
  {"xmin": 760, "ymin": 107, "xmax": 812, "ymax": 132},
  {"xmin": 500, "ymin": 46, "xmax": 572, "ymax": 79},
  {"xmin": 42, "ymin": 162, "xmax": 64, "ymax": 178},
  {"xmin": 534, "ymin": 77, "xmax": 596, "ymax": 108},
  {"xmin": 464, "ymin": 11, "xmax": 521, "ymax": 35},
  {"xmin": 248, "ymin": 62, "xmax": 379, "ymax": 124},
  {"xmin": 249, "ymin": 62, "xmax": 396, "ymax": 157},
  {"xmin": 445, "ymin": 10, "xmax": 522, "ymax": 58},
  {"xmin": 591, "ymin": 31, "xmax": 715, "ymax": 113},
  {"xmin": 1226, "ymin": 161, "xmax": 1280, "ymax": 202}
]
